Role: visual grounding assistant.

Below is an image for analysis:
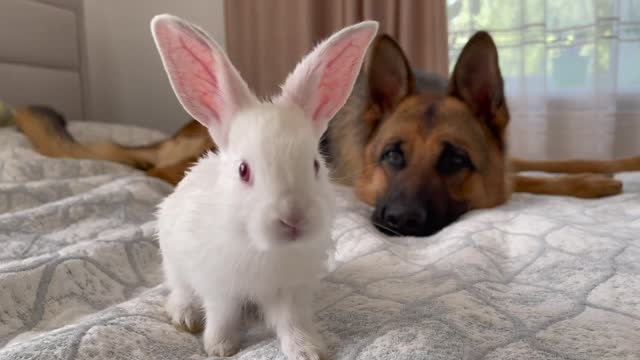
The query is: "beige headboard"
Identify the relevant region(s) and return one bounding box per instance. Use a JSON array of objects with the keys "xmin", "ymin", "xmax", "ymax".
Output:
[{"xmin": 0, "ymin": 0, "xmax": 87, "ymax": 120}]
